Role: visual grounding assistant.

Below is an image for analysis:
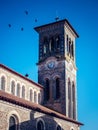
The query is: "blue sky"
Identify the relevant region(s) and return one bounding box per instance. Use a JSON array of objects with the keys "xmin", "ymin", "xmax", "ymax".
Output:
[{"xmin": 0, "ymin": 0, "xmax": 98, "ymax": 130}]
